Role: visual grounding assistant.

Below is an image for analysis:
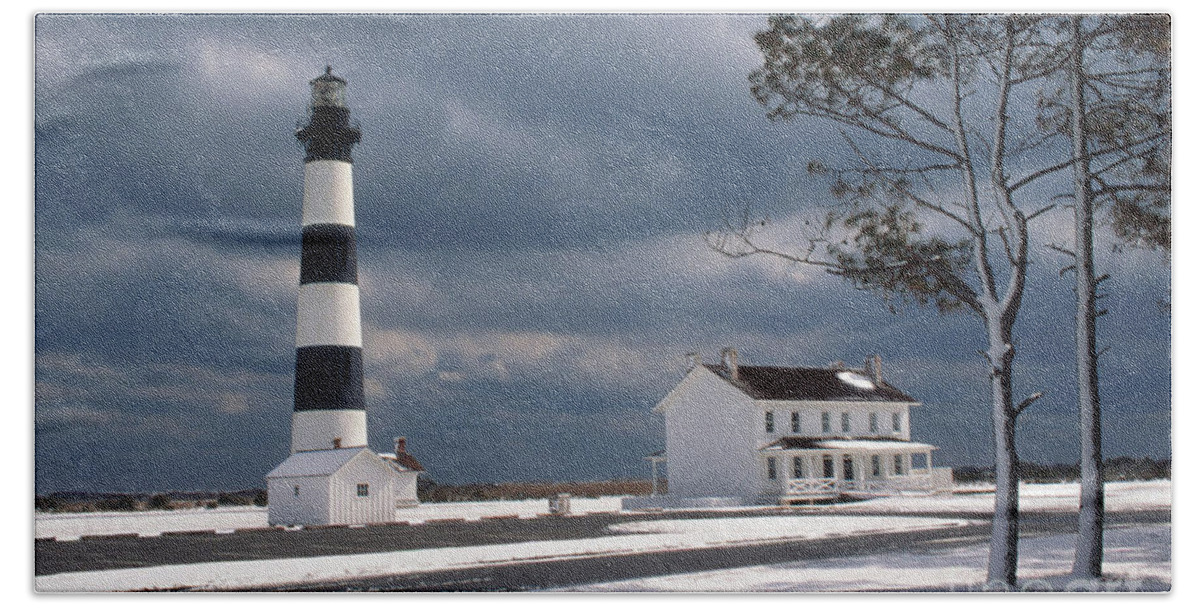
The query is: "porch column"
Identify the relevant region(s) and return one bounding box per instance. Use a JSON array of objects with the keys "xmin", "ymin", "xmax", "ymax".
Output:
[{"xmin": 925, "ymin": 450, "xmax": 933, "ymax": 474}]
